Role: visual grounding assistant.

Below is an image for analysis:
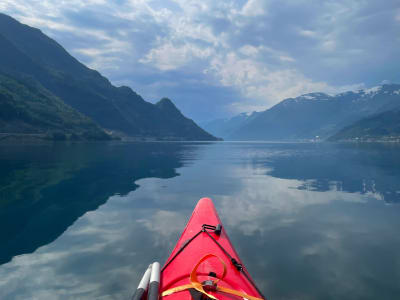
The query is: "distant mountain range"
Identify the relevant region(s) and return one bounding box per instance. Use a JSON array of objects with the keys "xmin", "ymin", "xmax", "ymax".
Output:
[
  {"xmin": 204, "ymin": 85, "xmax": 400, "ymax": 141},
  {"xmin": 200, "ymin": 111, "xmax": 261, "ymax": 139},
  {"xmin": 0, "ymin": 13, "xmax": 218, "ymax": 141},
  {"xmin": 2, "ymin": 13, "xmax": 398, "ymax": 142}
]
